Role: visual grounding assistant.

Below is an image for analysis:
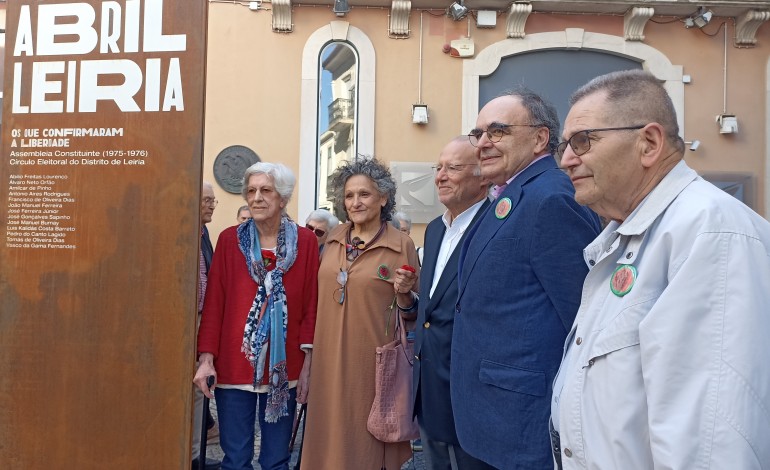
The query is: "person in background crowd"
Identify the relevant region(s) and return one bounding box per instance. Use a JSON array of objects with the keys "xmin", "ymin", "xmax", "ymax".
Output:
[
  {"xmin": 304, "ymin": 209, "xmax": 339, "ymax": 258},
  {"xmin": 236, "ymin": 205, "xmax": 250, "ymax": 224},
  {"xmin": 195, "ymin": 163, "xmax": 318, "ymax": 470},
  {"xmin": 552, "ymin": 69, "xmax": 770, "ymax": 470},
  {"xmin": 393, "ymin": 211, "xmax": 424, "ymax": 266},
  {"xmin": 451, "ymin": 87, "xmax": 600, "ymax": 469},
  {"xmin": 391, "ymin": 211, "xmax": 412, "ymax": 234},
  {"xmin": 301, "ymin": 157, "xmax": 420, "ymax": 470},
  {"xmin": 393, "ymin": 136, "xmax": 492, "ymax": 469},
  {"xmin": 192, "ymin": 182, "xmax": 222, "ymax": 470}
]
